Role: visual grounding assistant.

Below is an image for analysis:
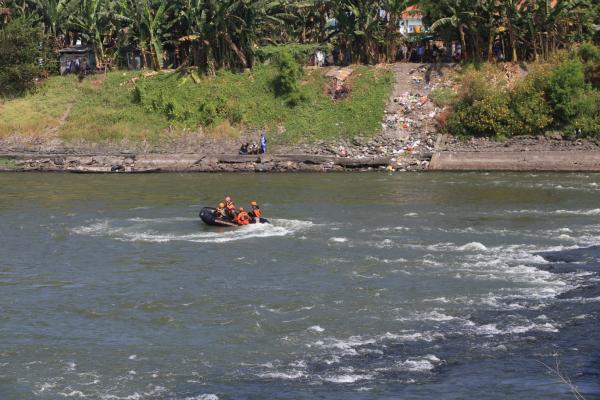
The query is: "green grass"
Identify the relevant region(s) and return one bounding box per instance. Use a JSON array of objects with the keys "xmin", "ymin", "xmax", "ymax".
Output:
[
  {"xmin": 0, "ymin": 157, "xmax": 17, "ymax": 169},
  {"xmin": 0, "ymin": 76, "xmax": 78, "ymax": 138},
  {"xmin": 429, "ymin": 87, "xmax": 459, "ymax": 108},
  {"xmin": 1, "ymin": 65, "xmax": 393, "ymax": 145}
]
